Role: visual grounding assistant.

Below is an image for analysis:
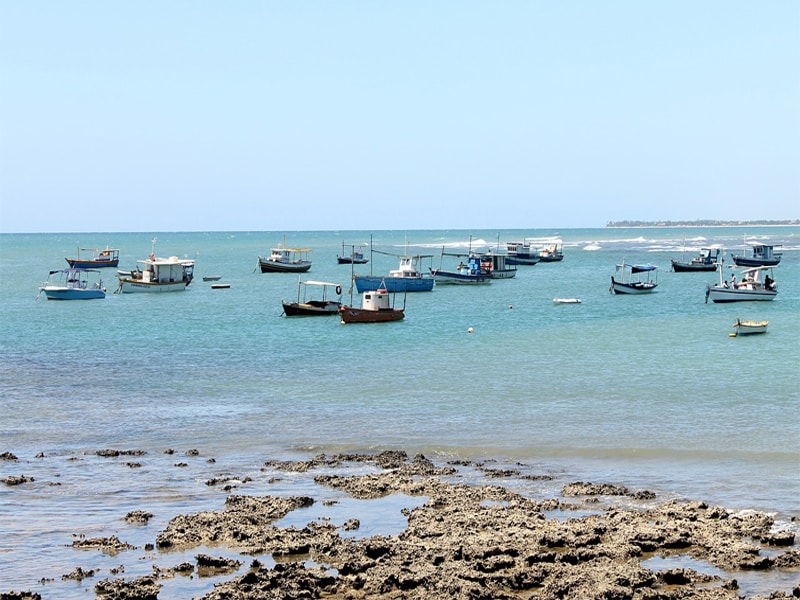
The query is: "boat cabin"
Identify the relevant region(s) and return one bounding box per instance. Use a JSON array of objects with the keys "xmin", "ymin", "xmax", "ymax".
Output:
[
  {"xmin": 750, "ymin": 244, "xmax": 781, "ymax": 261},
  {"xmin": 362, "ymin": 288, "xmax": 393, "ymax": 311},
  {"xmin": 139, "ymin": 257, "xmax": 195, "ymax": 283}
]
